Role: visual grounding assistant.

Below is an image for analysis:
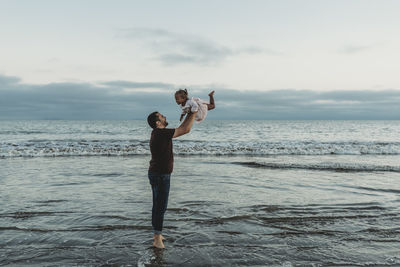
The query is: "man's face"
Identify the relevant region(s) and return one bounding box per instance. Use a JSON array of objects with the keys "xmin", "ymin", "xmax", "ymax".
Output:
[{"xmin": 156, "ymin": 113, "xmax": 168, "ymax": 127}]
